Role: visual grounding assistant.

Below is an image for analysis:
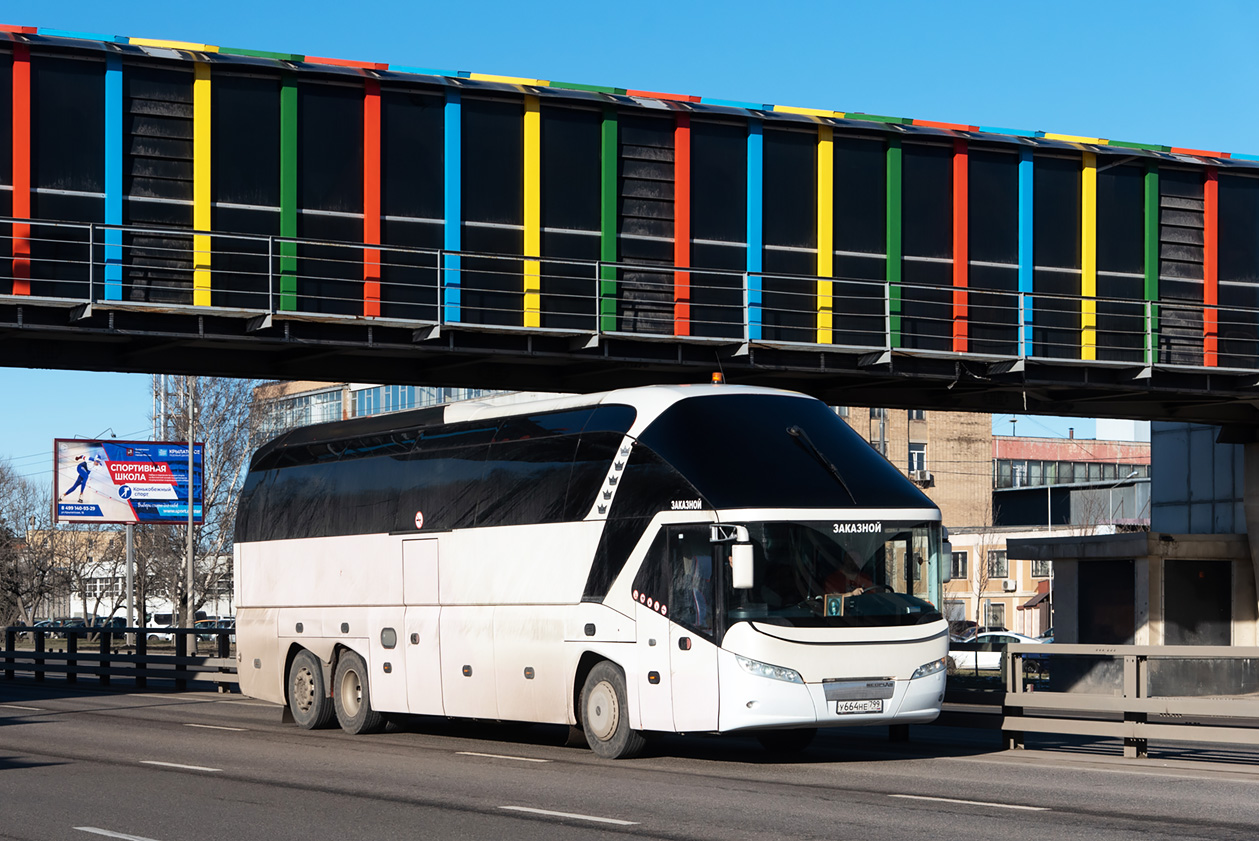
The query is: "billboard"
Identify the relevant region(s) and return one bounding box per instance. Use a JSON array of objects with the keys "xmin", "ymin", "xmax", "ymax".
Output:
[{"xmin": 54, "ymin": 439, "xmax": 203, "ymax": 525}]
